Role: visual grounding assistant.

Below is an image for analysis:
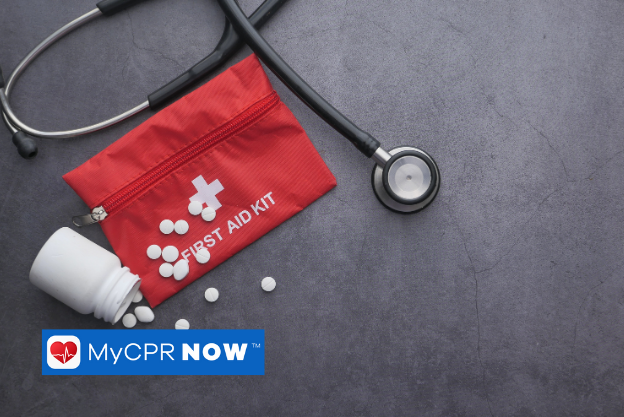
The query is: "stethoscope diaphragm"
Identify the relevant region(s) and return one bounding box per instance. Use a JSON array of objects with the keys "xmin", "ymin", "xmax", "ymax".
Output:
[{"xmin": 372, "ymin": 146, "xmax": 440, "ymax": 213}]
